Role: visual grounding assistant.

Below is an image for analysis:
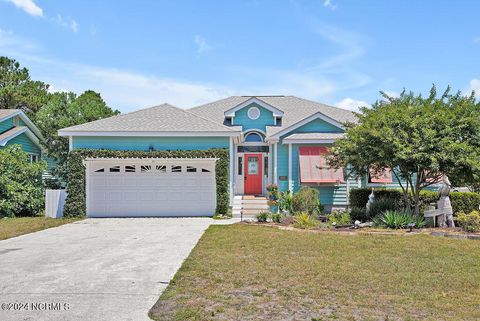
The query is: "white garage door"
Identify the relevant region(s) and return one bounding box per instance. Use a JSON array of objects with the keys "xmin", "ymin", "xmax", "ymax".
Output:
[{"xmin": 85, "ymin": 158, "xmax": 217, "ymax": 217}]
